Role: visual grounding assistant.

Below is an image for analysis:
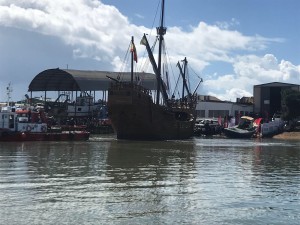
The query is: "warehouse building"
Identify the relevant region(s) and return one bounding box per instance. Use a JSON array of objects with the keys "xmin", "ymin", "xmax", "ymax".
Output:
[{"xmin": 253, "ymin": 82, "xmax": 300, "ymax": 118}]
